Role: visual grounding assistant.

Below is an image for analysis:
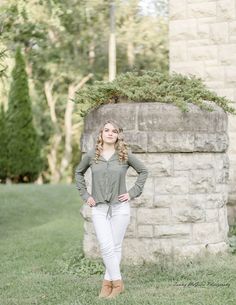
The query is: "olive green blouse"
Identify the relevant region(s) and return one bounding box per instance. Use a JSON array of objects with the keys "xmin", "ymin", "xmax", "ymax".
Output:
[{"xmin": 75, "ymin": 148, "xmax": 148, "ymax": 218}]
